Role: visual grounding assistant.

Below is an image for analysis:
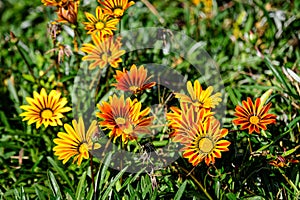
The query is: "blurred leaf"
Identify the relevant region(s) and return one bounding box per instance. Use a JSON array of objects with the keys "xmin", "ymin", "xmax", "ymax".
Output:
[{"xmin": 174, "ymin": 180, "xmax": 187, "ymax": 200}]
